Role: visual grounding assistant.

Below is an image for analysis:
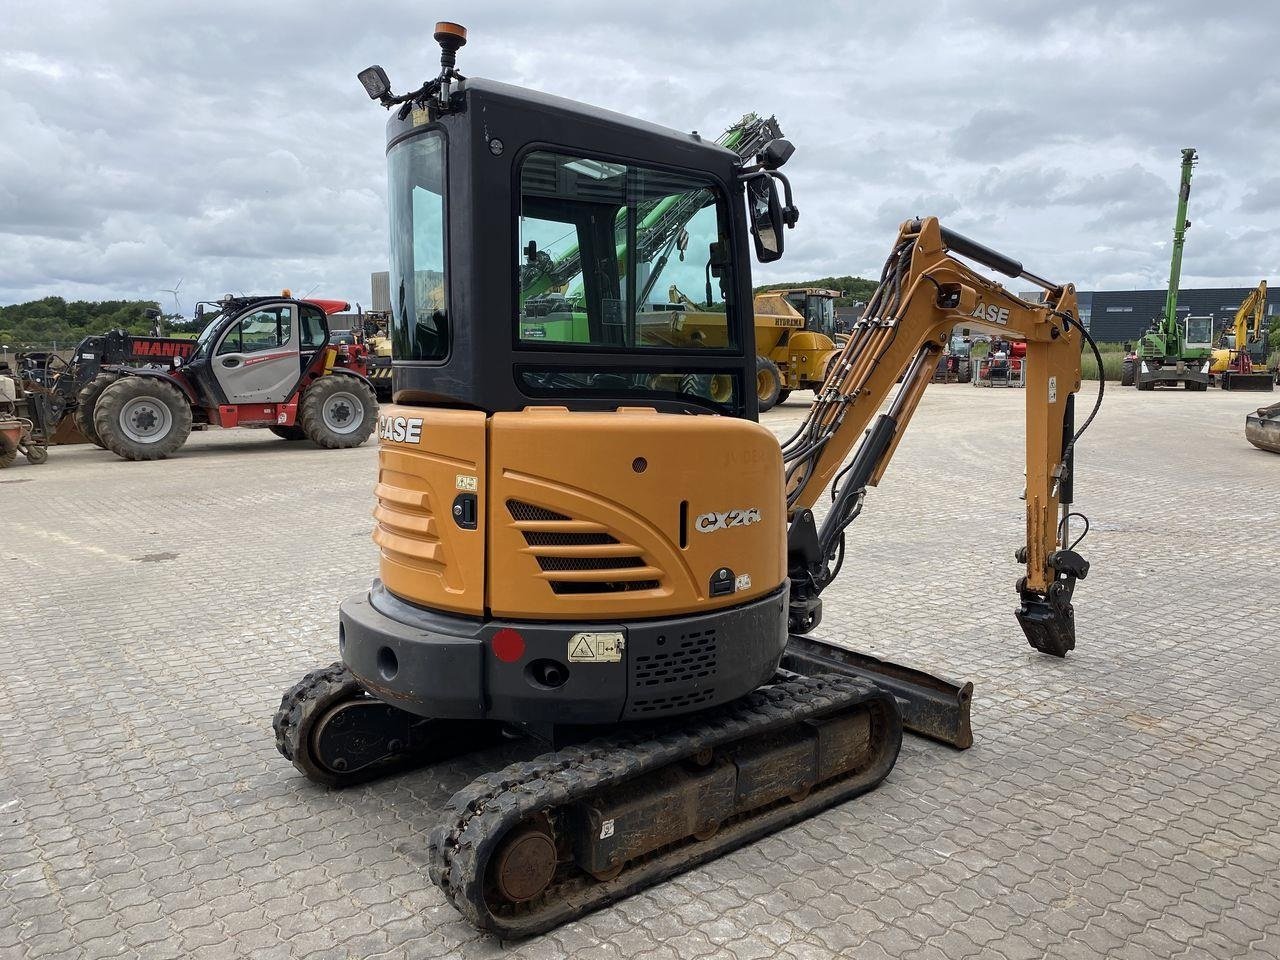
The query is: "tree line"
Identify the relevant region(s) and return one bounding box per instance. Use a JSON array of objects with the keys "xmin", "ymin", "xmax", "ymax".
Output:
[
  {"xmin": 0, "ymin": 297, "xmax": 181, "ymax": 349},
  {"xmin": 754, "ymin": 276, "xmax": 878, "ymax": 306}
]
